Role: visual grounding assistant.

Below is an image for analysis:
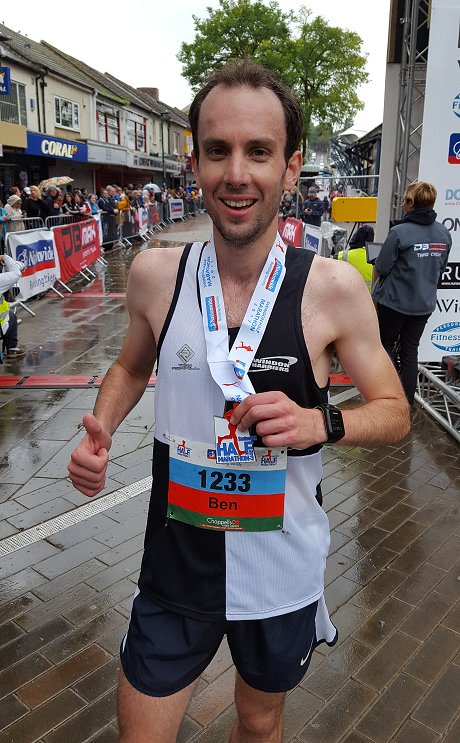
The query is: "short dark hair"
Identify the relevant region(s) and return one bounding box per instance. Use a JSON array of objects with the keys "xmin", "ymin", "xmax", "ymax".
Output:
[{"xmin": 189, "ymin": 58, "xmax": 303, "ymax": 165}]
